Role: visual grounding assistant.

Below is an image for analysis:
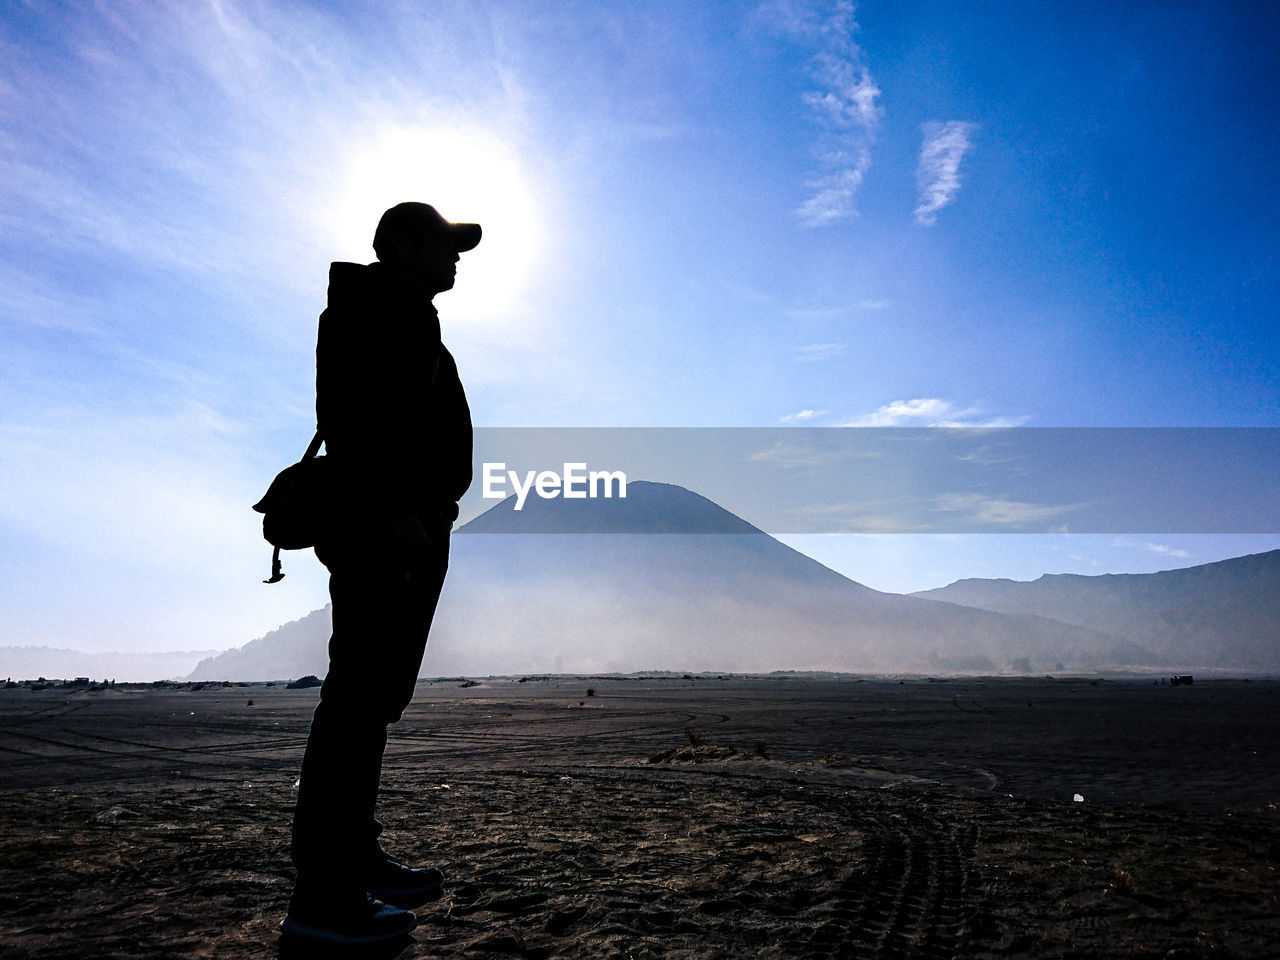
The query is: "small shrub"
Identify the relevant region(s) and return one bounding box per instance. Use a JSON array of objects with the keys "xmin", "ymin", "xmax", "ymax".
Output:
[{"xmin": 685, "ymin": 728, "xmax": 706, "ymax": 747}]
